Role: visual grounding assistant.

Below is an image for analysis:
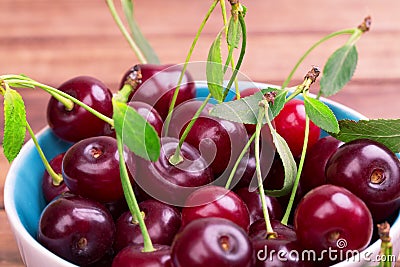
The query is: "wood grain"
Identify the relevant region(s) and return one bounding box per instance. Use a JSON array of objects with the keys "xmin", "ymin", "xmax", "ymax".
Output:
[{"xmin": 1, "ymin": 0, "xmax": 400, "ymax": 265}]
